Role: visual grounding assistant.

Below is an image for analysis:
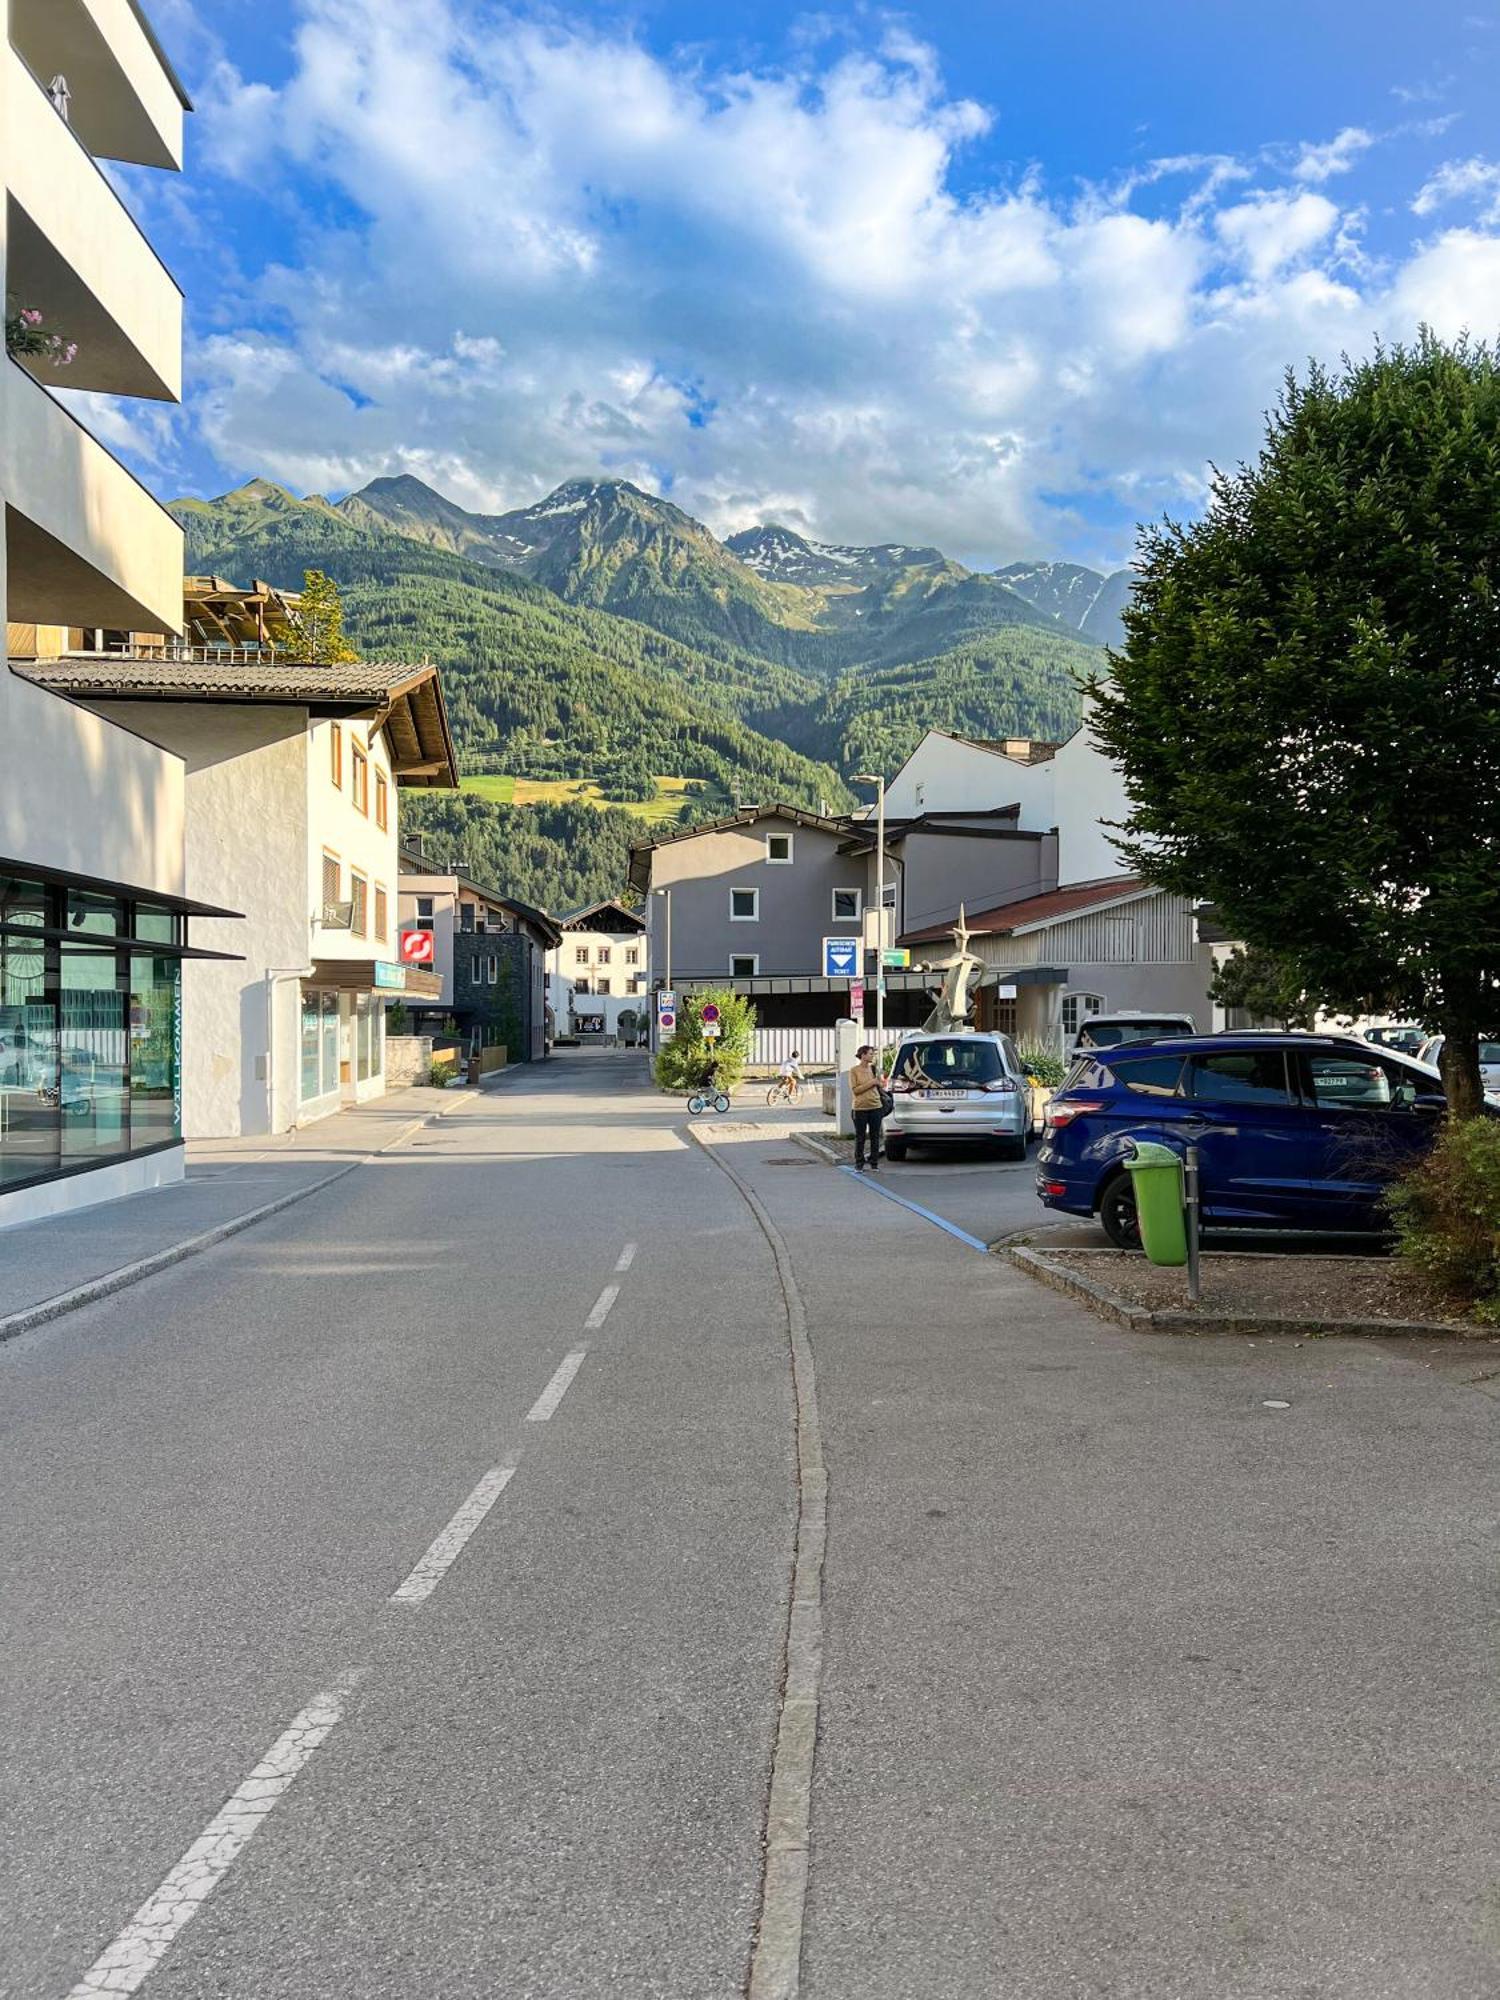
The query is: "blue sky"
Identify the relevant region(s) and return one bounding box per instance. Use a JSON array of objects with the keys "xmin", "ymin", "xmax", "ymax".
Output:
[{"xmin": 107, "ymin": 0, "xmax": 1500, "ymax": 567}]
